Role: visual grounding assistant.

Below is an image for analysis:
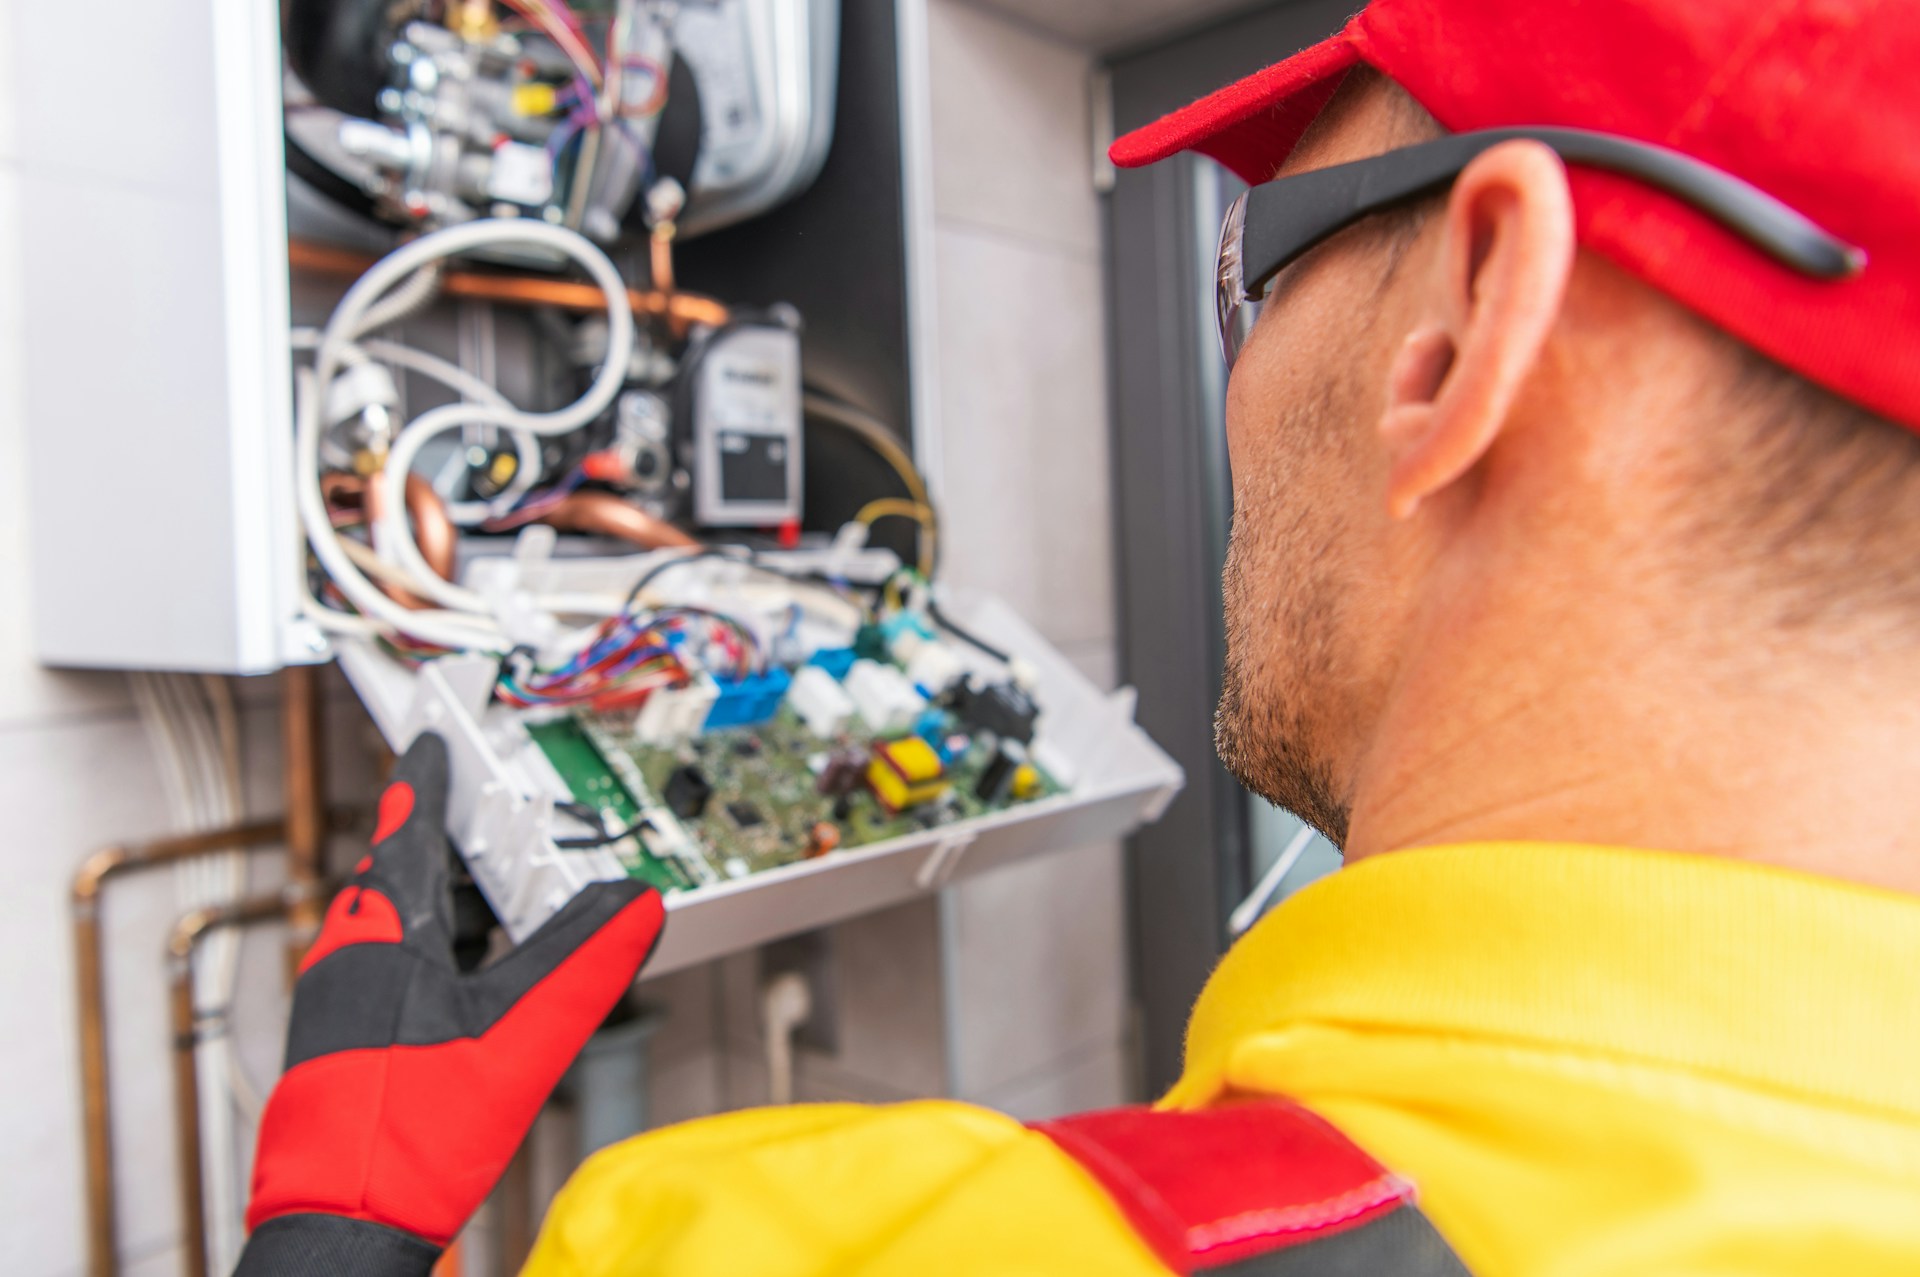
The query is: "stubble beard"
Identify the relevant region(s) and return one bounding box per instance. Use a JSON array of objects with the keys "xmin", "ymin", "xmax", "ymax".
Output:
[{"xmin": 1214, "ymin": 489, "xmax": 1353, "ymax": 847}]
